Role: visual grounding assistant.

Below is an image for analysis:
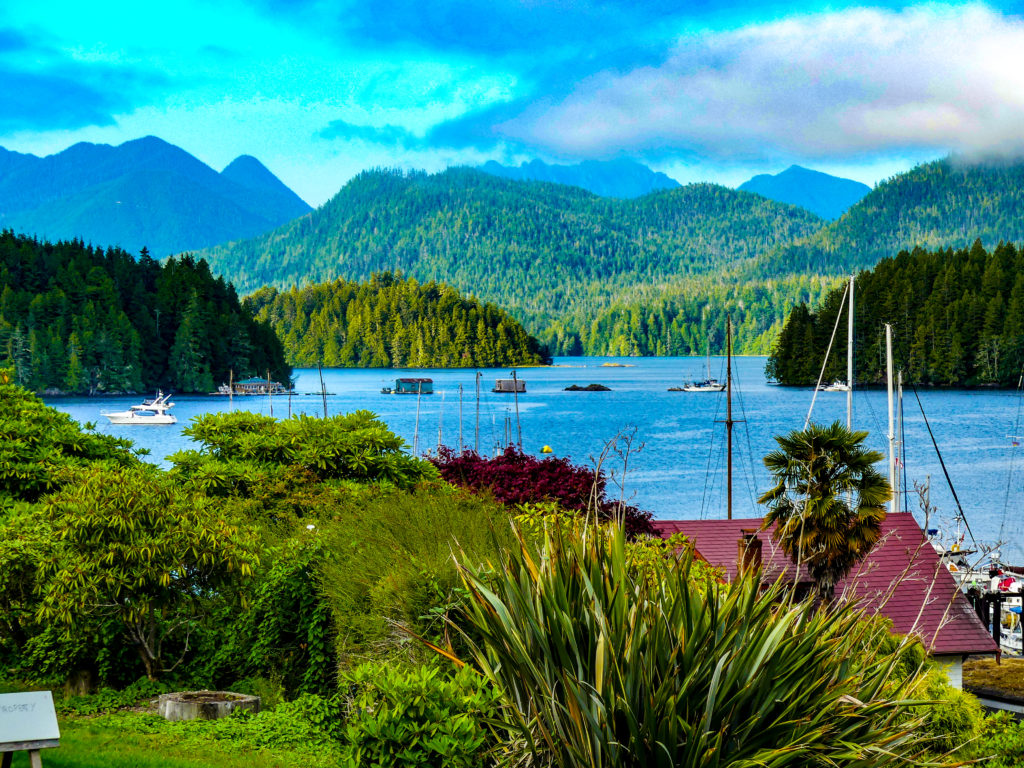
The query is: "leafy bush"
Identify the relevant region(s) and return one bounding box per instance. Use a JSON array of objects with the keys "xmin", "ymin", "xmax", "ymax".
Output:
[
  {"xmin": 173, "ymin": 410, "xmax": 438, "ymax": 491},
  {"xmin": 58, "ymin": 678, "xmax": 173, "ymax": 716},
  {"xmin": 38, "ymin": 465, "xmax": 260, "ymax": 681},
  {"xmin": 919, "ymin": 669, "xmax": 983, "ymax": 753},
  {"xmin": 338, "ymin": 662, "xmax": 498, "ymax": 768},
  {"xmin": 432, "ymin": 446, "xmax": 655, "ymax": 536},
  {"xmin": 164, "ymin": 693, "xmax": 346, "ymax": 762},
  {"xmin": 0, "ymin": 372, "xmax": 137, "ymax": 504},
  {"xmin": 452, "ymin": 523, "xmax": 935, "ymax": 767},
  {"xmin": 971, "ymin": 712, "xmax": 1024, "ymax": 768},
  {"xmin": 201, "ymin": 536, "xmax": 337, "ymax": 697}
]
